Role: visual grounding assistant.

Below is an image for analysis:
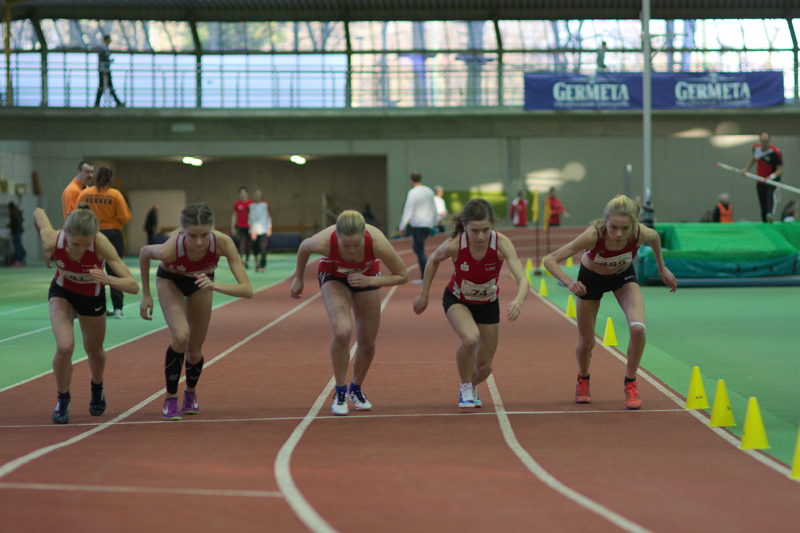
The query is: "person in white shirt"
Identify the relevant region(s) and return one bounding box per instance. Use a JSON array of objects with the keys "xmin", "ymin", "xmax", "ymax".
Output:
[
  {"xmin": 248, "ymin": 189, "xmax": 272, "ymax": 272},
  {"xmin": 399, "ymin": 172, "xmax": 437, "ymax": 282},
  {"xmin": 434, "ymin": 186, "xmax": 448, "ymax": 232}
]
